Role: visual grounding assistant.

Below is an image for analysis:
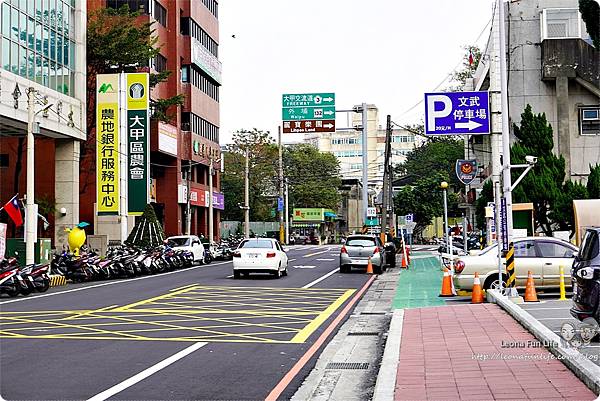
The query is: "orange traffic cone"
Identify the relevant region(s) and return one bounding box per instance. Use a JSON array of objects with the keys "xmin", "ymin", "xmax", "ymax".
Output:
[
  {"xmin": 366, "ymin": 257, "xmax": 374, "ymax": 274},
  {"xmin": 524, "ymin": 270, "xmax": 538, "ymax": 302},
  {"xmin": 439, "ymin": 268, "xmax": 455, "ymax": 297},
  {"xmin": 471, "ymin": 272, "xmax": 484, "ymax": 304},
  {"xmin": 401, "ymin": 253, "xmax": 407, "ymax": 268}
]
